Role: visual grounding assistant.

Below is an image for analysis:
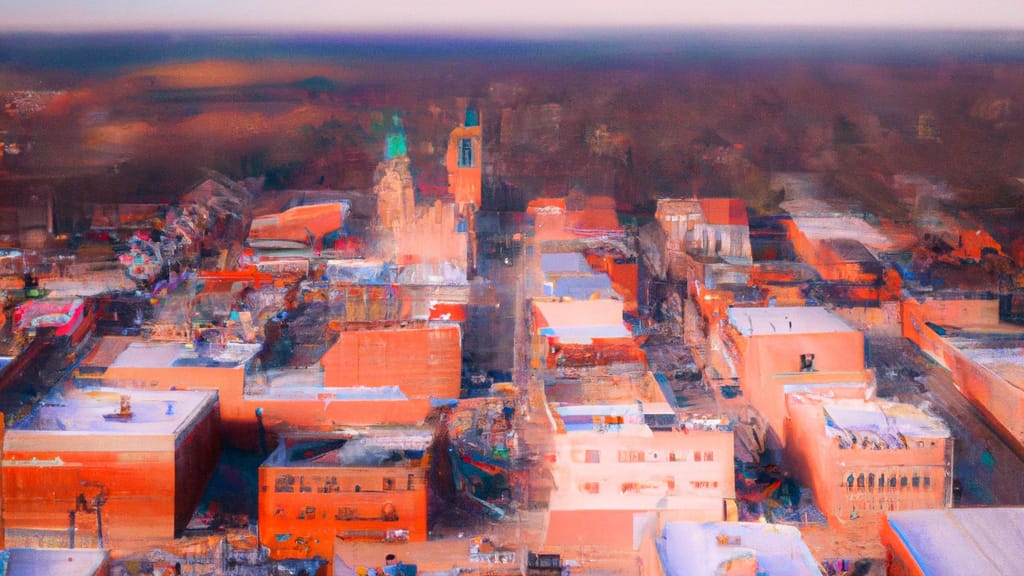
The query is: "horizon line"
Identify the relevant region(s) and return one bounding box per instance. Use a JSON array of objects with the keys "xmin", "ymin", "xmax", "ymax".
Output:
[{"xmin": 3, "ymin": 23, "xmax": 1024, "ymax": 37}]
